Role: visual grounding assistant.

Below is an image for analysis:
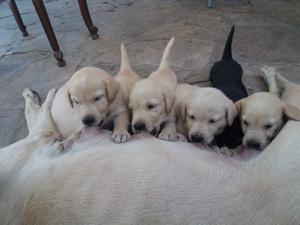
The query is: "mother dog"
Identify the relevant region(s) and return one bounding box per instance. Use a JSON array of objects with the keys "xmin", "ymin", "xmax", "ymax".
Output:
[{"xmin": 1, "ymin": 89, "xmax": 300, "ymax": 225}]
